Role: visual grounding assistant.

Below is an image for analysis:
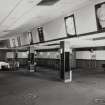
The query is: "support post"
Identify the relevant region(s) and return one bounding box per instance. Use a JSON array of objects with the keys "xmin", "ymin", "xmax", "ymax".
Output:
[
  {"xmin": 60, "ymin": 41, "xmax": 72, "ymax": 83},
  {"xmin": 28, "ymin": 46, "xmax": 35, "ymax": 72}
]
